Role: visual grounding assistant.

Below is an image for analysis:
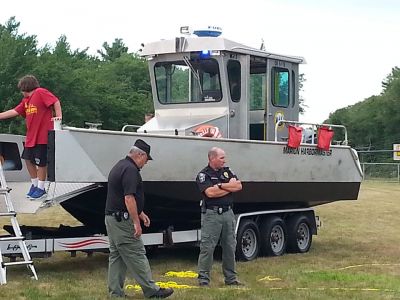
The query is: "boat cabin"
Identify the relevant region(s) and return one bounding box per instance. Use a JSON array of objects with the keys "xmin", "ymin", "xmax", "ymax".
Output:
[{"xmin": 139, "ymin": 27, "xmax": 305, "ymax": 141}]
